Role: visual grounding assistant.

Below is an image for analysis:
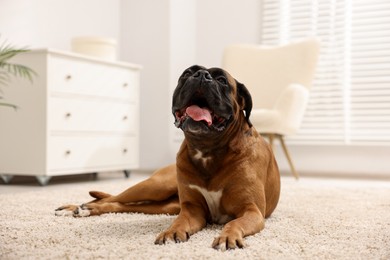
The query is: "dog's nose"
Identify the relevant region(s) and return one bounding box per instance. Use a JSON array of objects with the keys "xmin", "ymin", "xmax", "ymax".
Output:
[{"xmin": 193, "ymin": 70, "xmax": 212, "ymax": 81}]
